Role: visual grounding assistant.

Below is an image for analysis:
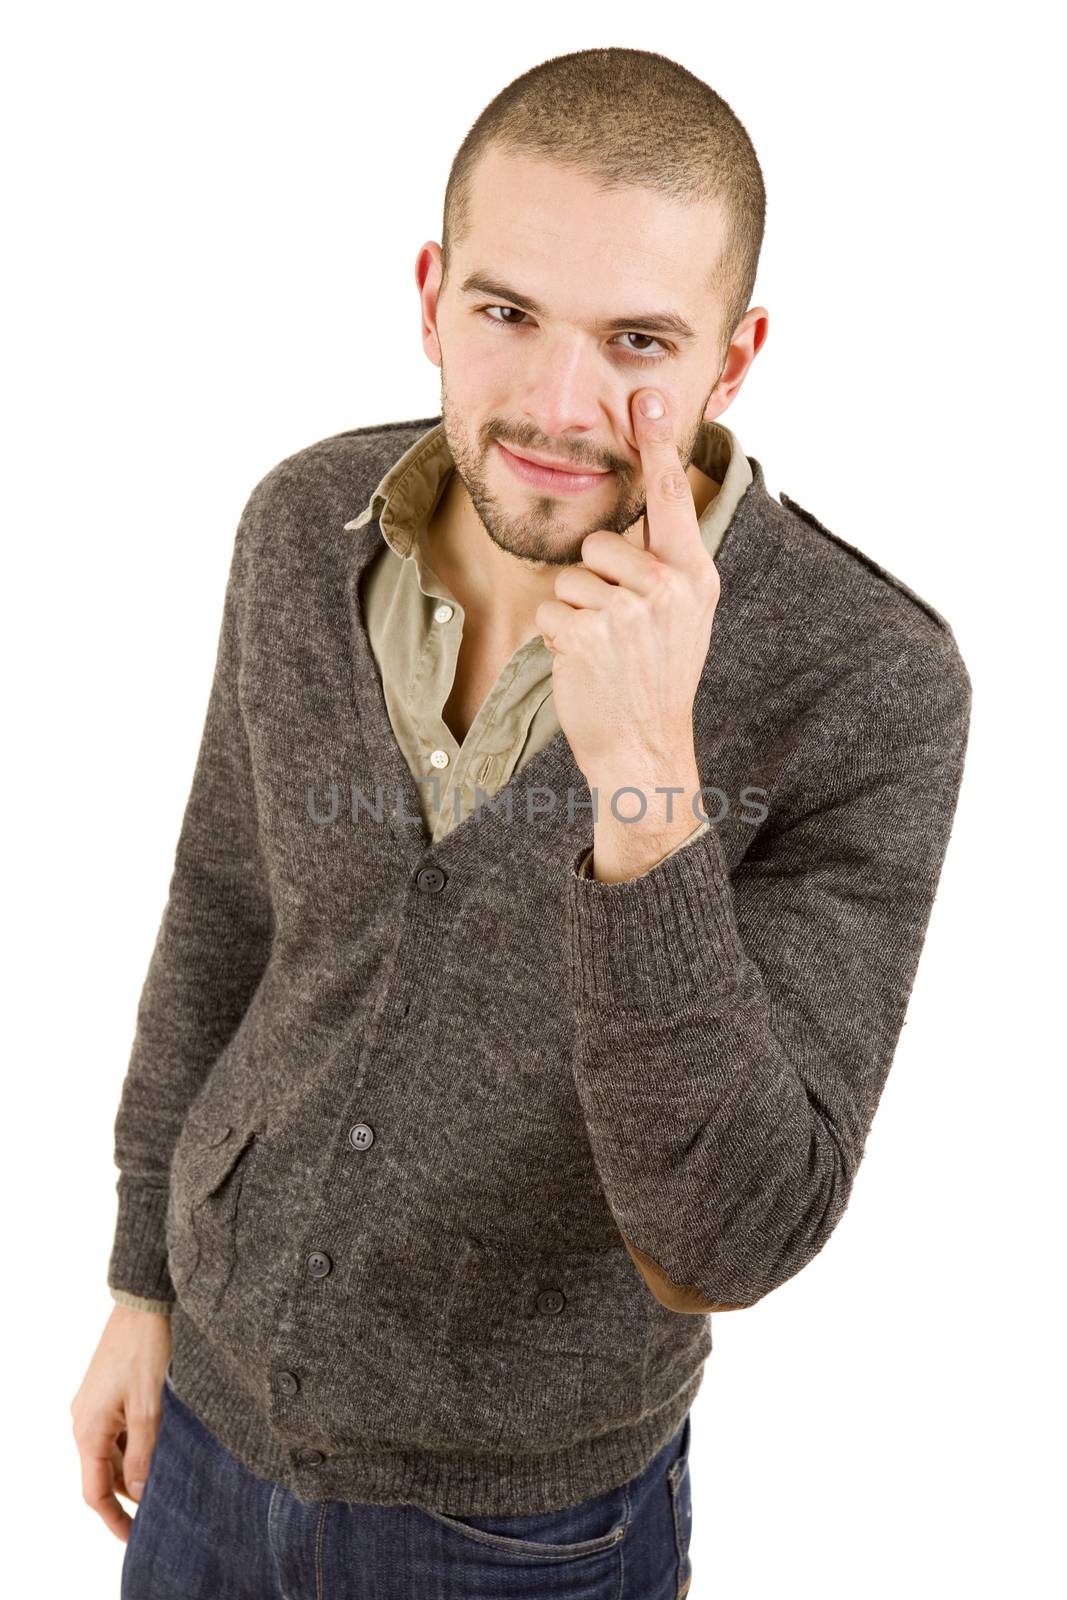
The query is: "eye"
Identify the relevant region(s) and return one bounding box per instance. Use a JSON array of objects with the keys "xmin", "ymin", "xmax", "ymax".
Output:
[{"xmin": 476, "ymin": 305, "xmax": 671, "ymax": 365}]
